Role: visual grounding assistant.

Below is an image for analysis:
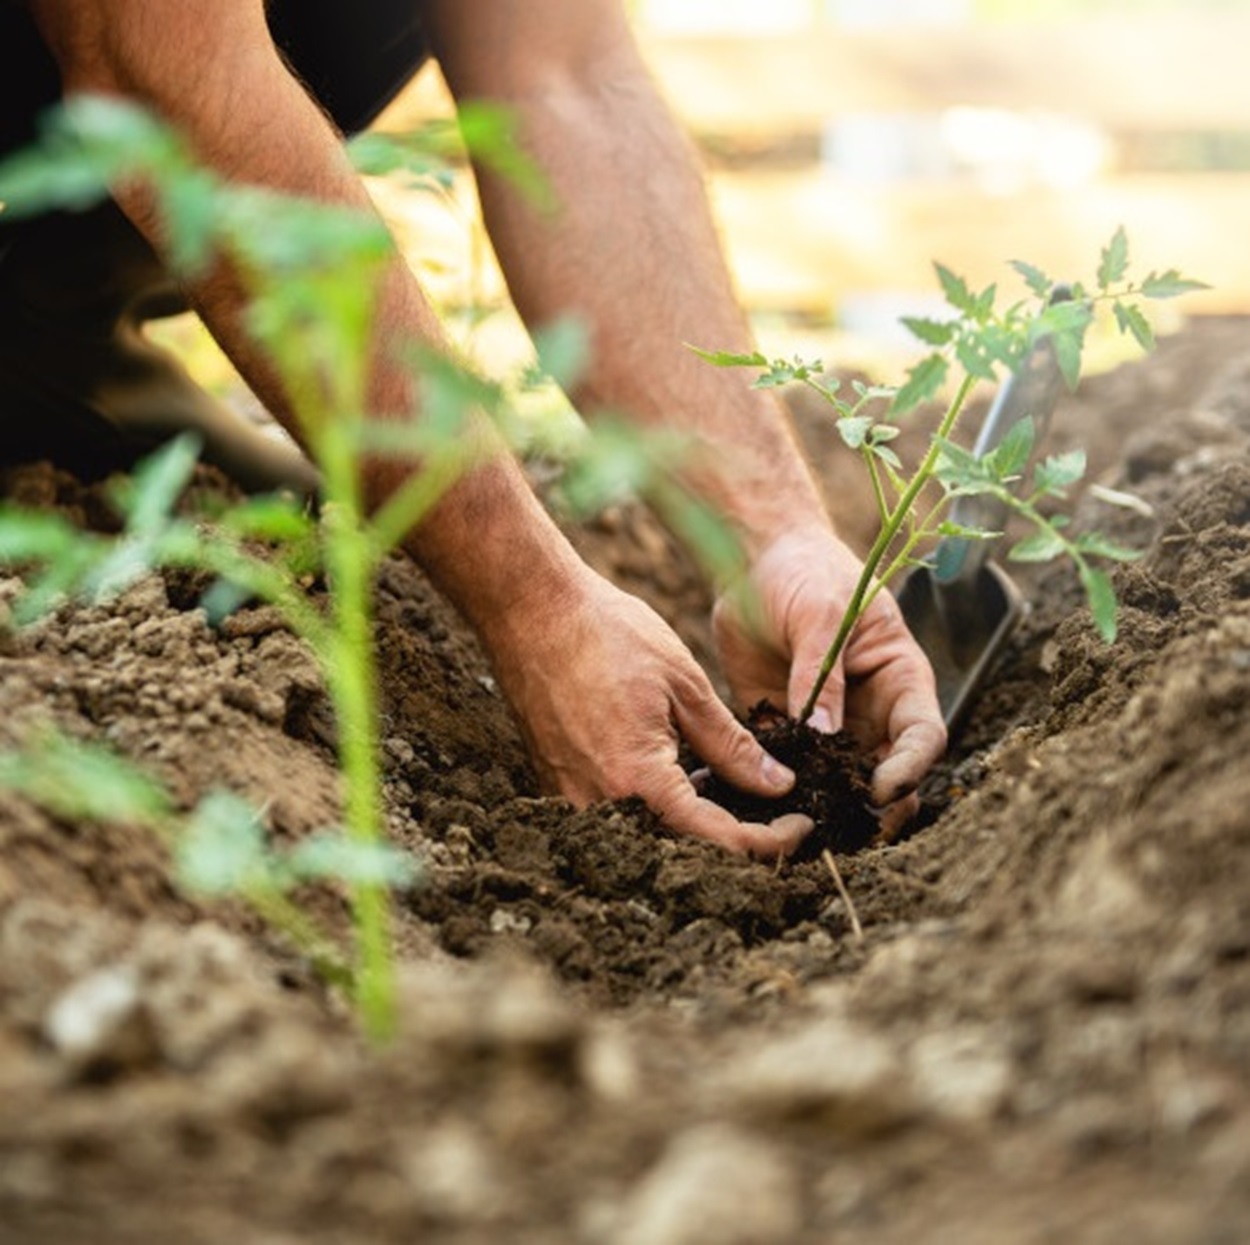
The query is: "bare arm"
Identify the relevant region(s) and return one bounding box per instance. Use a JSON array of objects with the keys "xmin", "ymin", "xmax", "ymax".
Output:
[
  {"xmin": 427, "ymin": 0, "xmax": 828, "ymax": 558},
  {"xmin": 430, "ymin": 0, "xmax": 947, "ymax": 808},
  {"xmin": 27, "ymin": 0, "xmax": 580, "ymax": 638},
  {"xmin": 27, "ymin": 0, "xmax": 810, "ymax": 853}
]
